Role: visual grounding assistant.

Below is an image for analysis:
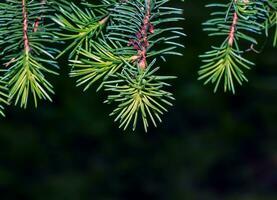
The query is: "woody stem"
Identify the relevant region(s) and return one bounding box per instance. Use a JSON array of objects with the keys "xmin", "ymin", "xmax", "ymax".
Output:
[
  {"xmin": 138, "ymin": 0, "xmax": 151, "ymax": 69},
  {"xmin": 22, "ymin": 0, "xmax": 30, "ymax": 53}
]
